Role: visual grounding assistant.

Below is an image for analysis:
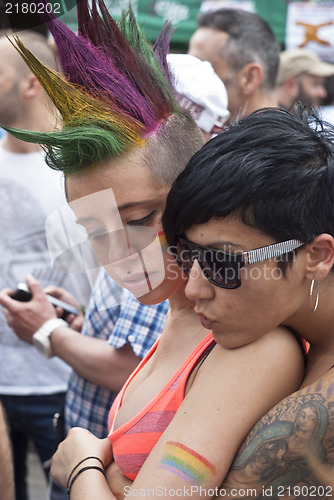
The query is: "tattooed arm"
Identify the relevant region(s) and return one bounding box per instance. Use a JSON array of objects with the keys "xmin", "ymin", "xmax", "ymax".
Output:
[
  {"xmin": 109, "ymin": 327, "xmax": 304, "ymax": 499},
  {"xmin": 220, "ymin": 370, "xmax": 334, "ymax": 499},
  {"xmin": 52, "ymin": 327, "xmax": 304, "ymax": 499}
]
